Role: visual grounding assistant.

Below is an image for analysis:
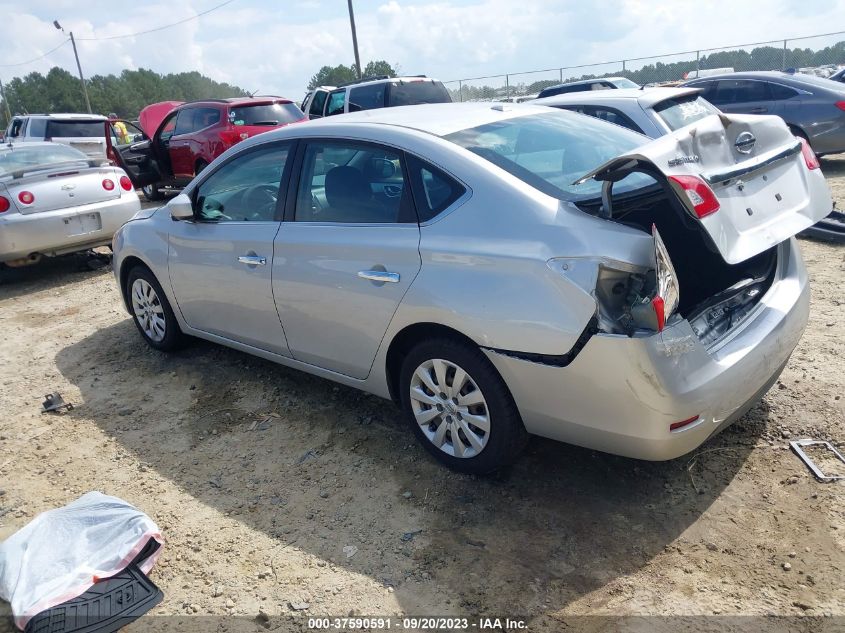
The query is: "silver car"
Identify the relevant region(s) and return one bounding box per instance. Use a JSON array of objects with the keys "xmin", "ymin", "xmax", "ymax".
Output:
[
  {"xmin": 534, "ymin": 87, "xmax": 720, "ymax": 137},
  {"xmin": 0, "ymin": 143, "xmax": 140, "ymax": 267},
  {"xmin": 111, "ymin": 103, "xmax": 830, "ymax": 473}
]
